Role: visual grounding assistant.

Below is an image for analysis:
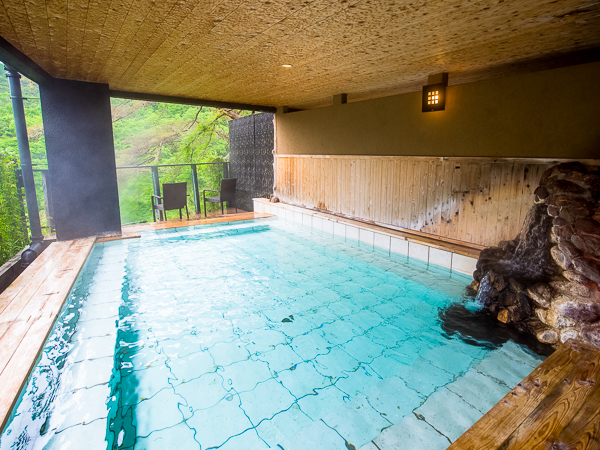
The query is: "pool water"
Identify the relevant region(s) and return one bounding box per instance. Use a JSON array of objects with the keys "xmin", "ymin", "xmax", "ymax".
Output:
[{"xmin": 0, "ymin": 218, "xmax": 548, "ymax": 450}]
